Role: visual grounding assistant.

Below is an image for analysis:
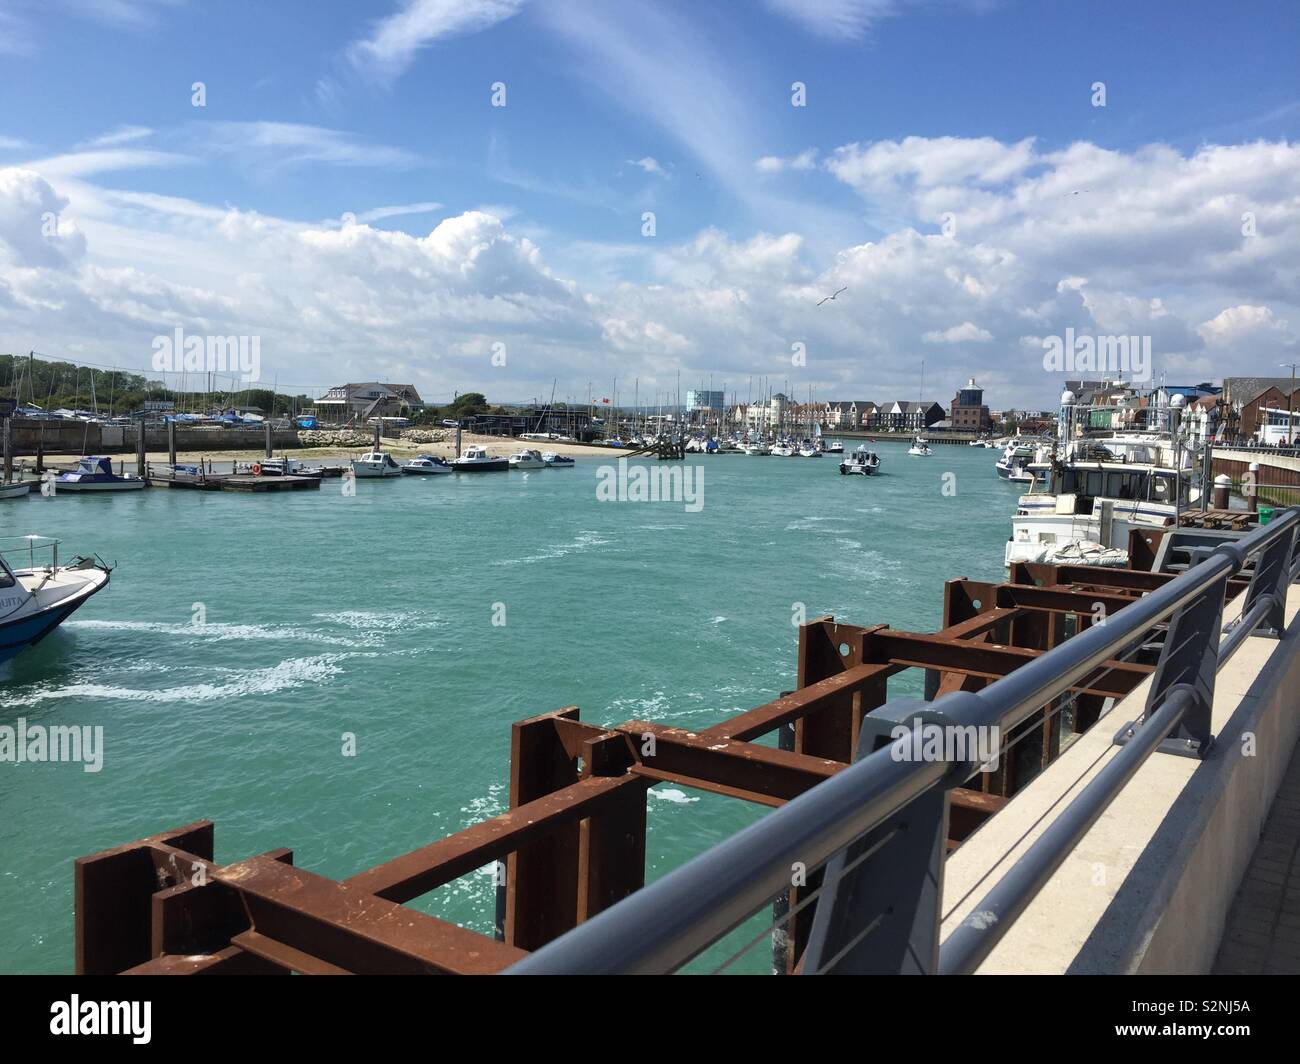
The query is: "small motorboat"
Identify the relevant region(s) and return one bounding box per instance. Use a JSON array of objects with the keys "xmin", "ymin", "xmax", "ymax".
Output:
[
  {"xmin": 798, "ymin": 445, "xmax": 822, "ymax": 458},
  {"xmin": 541, "ymin": 452, "xmax": 575, "ymax": 467},
  {"xmin": 839, "ymin": 447, "xmax": 881, "ymax": 475},
  {"xmin": 403, "ymin": 454, "xmax": 452, "ymax": 475},
  {"xmin": 770, "ymin": 443, "xmax": 796, "ymax": 457},
  {"xmin": 508, "ymin": 449, "xmax": 546, "ymax": 470},
  {"xmin": 824, "ymin": 441, "xmax": 844, "ymax": 454},
  {"xmin": 0, "ymin": 481, "xmax": 31, "ymax": 500},
  {"xmin": 451, "ymin": 445, "xmax": 509, "ymax": 472},
  {"xmin": 52, "ymin": 456, "xmax": 146, "ymax": 492},
  {"xmin": 351, "ymin": 452, "xmax": 403, "ymax": 477},
  {"xmin": 0, "ymin": 537, "xmax": 111, "ymax": 664},
  {"xmin": 907, "ymin": 437, "xmax": 933, "ymax": 457}
]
